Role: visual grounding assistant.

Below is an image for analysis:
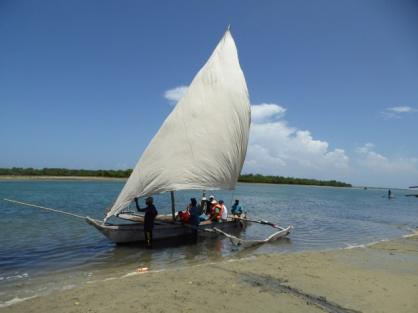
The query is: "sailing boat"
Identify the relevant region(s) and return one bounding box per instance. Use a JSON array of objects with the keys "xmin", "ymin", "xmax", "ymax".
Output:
[{"xmin": 86, "ymin": 29, "xmax": 292, "ymax": 244}]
